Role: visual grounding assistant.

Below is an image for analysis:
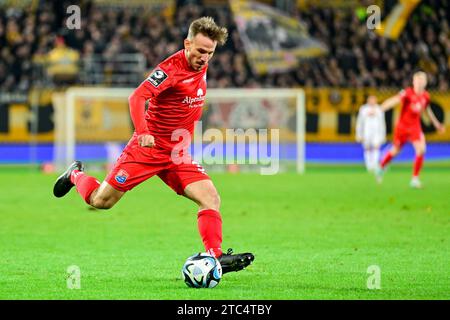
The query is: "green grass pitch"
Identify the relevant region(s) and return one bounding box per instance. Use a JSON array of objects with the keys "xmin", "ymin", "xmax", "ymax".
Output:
[{"xmin": 0, "ymin": 164, "xmax": 448, "ymax": 299}]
